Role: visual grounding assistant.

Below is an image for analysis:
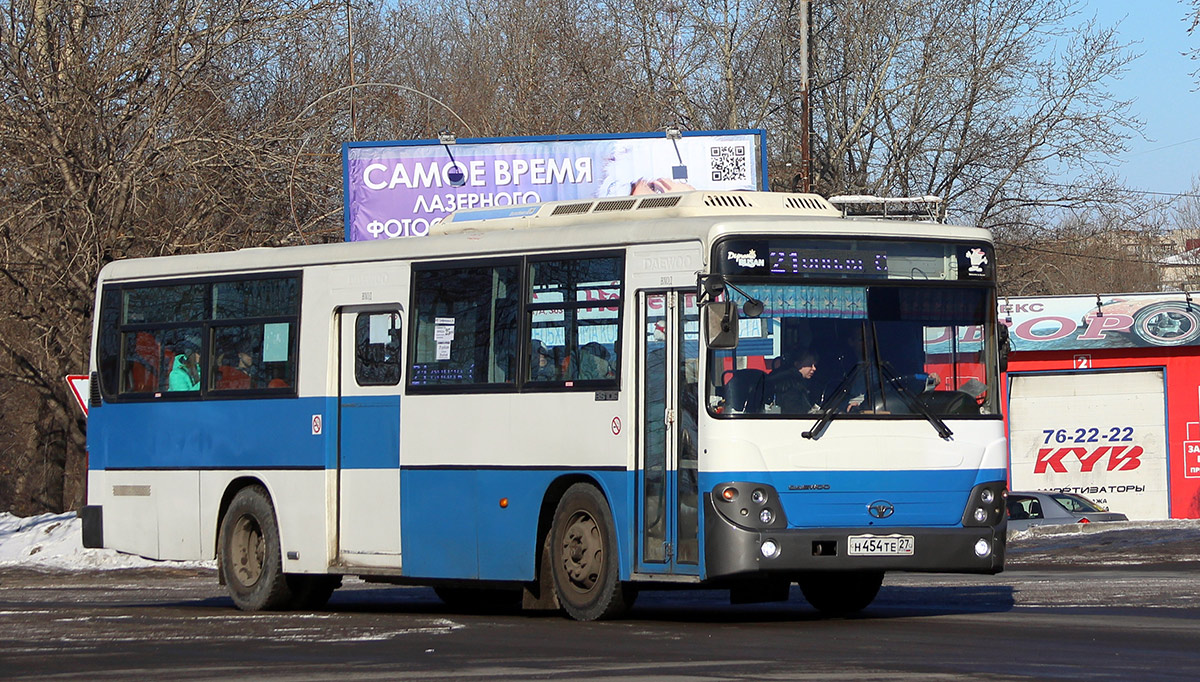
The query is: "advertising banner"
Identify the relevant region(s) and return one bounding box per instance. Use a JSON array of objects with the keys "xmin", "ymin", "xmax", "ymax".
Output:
[
  {"xmin": 1001, "ymin": 292, "xmax": 1200, "ymax": 351},
  {"xmin": 1008, "ymin": 370, "xmax": 1170, "ymax": 520},
  {"xmin": 342, "ymin": 130, "xmax": 766, "ymax": 241}
]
